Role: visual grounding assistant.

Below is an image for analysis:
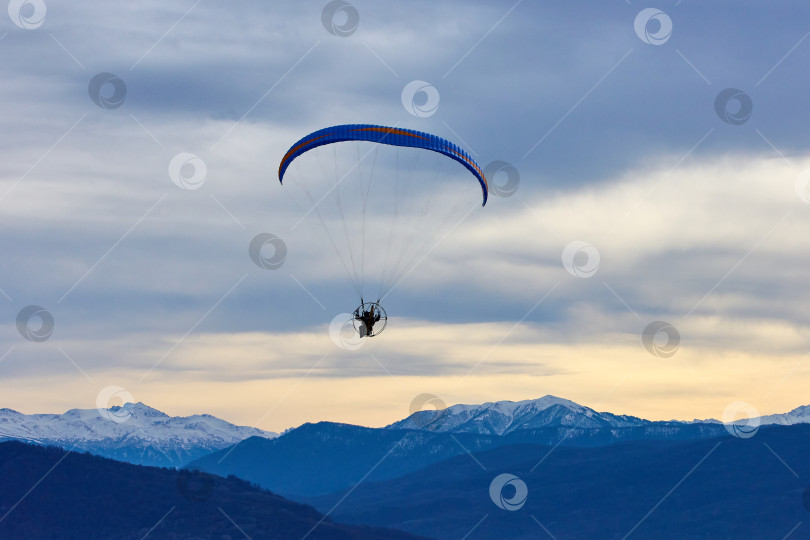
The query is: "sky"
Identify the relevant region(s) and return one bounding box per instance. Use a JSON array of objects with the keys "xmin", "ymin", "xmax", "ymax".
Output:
[{"xmin": 2, "ymin": 0, "xmax": 810, "ymax": 432}]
